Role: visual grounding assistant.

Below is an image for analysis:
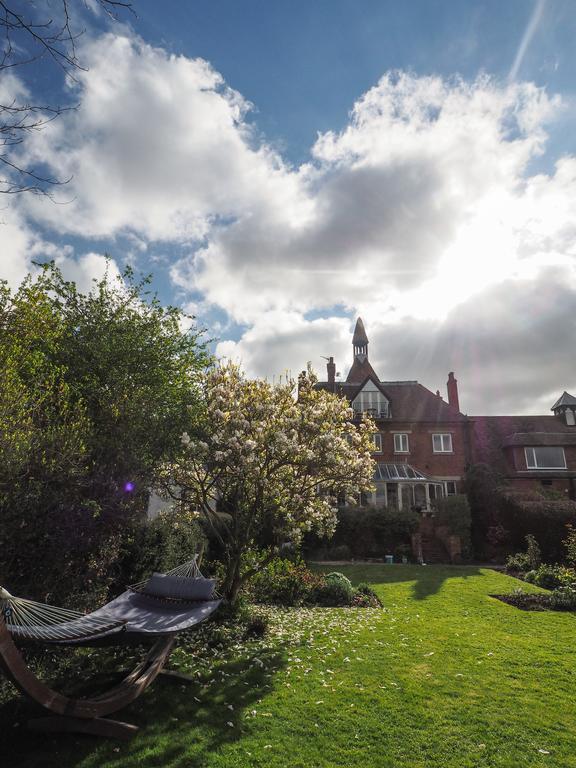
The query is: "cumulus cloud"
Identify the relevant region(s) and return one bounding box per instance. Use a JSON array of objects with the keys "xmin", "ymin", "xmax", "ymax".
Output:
[
  {"xmin": 220, "ymin": 270, "xmax": 576, "ymax": 416},
  {"xmin": 186, "ymin": 73, "xmax": 567, "ymax": 324},
  {"xmin": 4, "ymin": 32, "xmax": 576, "ymax": 414},
  {"xmin": 21, "ymin": 33, "xmax": 297, "ymax": 243}
]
